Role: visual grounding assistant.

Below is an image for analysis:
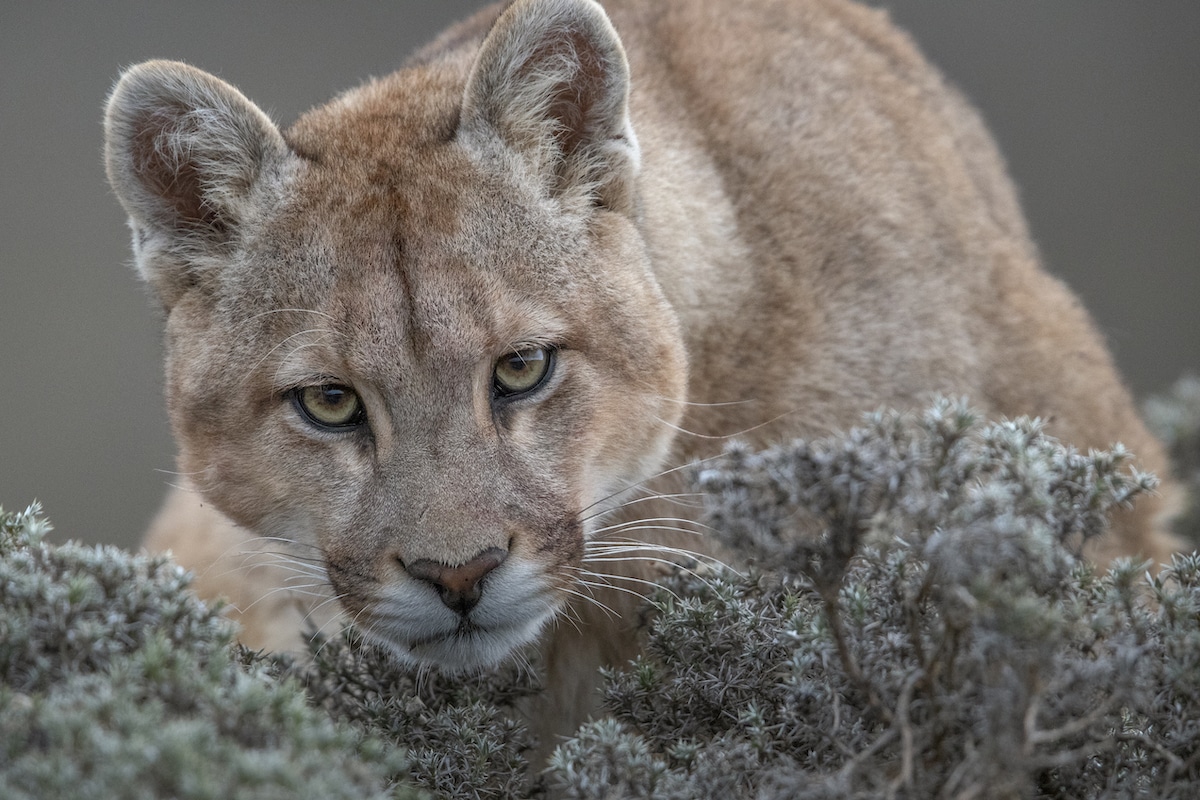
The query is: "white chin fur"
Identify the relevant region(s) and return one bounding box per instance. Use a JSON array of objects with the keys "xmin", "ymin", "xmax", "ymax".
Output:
[{"xmin": 359, "ymin": 560, "xmax": 561, "ymax": 673}]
